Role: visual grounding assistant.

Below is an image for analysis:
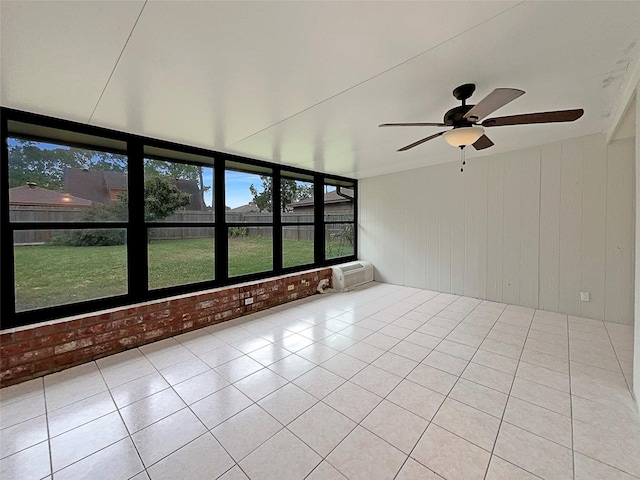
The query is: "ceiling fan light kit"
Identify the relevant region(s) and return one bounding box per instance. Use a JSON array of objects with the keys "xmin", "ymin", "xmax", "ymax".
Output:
[
  {"xmin": 380, "ymin": 83, "xmax": 584, "ymax": 157},
  {"xmin": 443, "ymin": 126, "xmax": 484, "ymax": 147}
]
